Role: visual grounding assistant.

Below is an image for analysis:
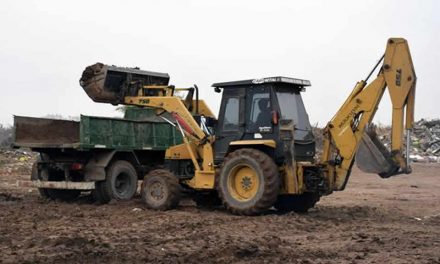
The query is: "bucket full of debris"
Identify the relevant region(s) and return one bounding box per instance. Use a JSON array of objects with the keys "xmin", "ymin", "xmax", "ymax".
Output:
[{"xmin": 79, "ymin": 63, "xmax": 170, "ymax": 105}]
